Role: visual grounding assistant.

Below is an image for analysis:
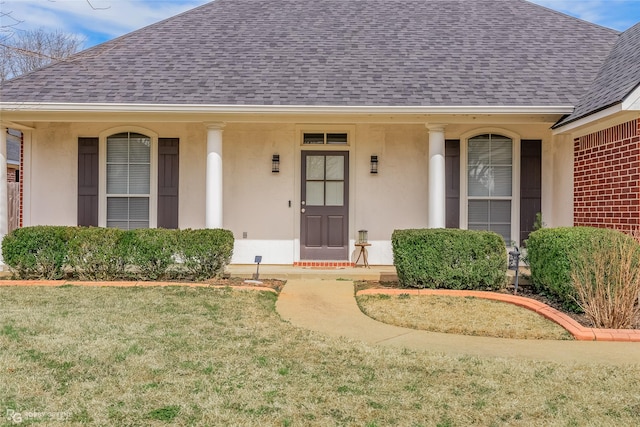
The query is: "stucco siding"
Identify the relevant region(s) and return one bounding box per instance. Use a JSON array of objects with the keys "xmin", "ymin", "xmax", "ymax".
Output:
[
  {"xmin": 550, "ymin": 134, "xmax": 575, "ymax": 228},
  {"xmin": 355, "ymin": 124, "xmax": 430, "ymax": 233},
  {"xmin": 24, "ymin": 122, "xmax": 207, "ymax": 229},
  {"xmin": 179, "ymin": 124, "xmax": 207, "ymax": 229},
  {"xmin": 352, "ymin": 124, "xmax": 429, "ymax": 265},
  {"xmin": 20, "ymin": 119, "xmax": 567, "ymax": 264},
  {"xmin": 29, "ymin": 123, "xmax": 77, "ymax": 226},
  {"xmin": 223, "ymin": 124, "xmax": 297, "ymax": 241}
]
